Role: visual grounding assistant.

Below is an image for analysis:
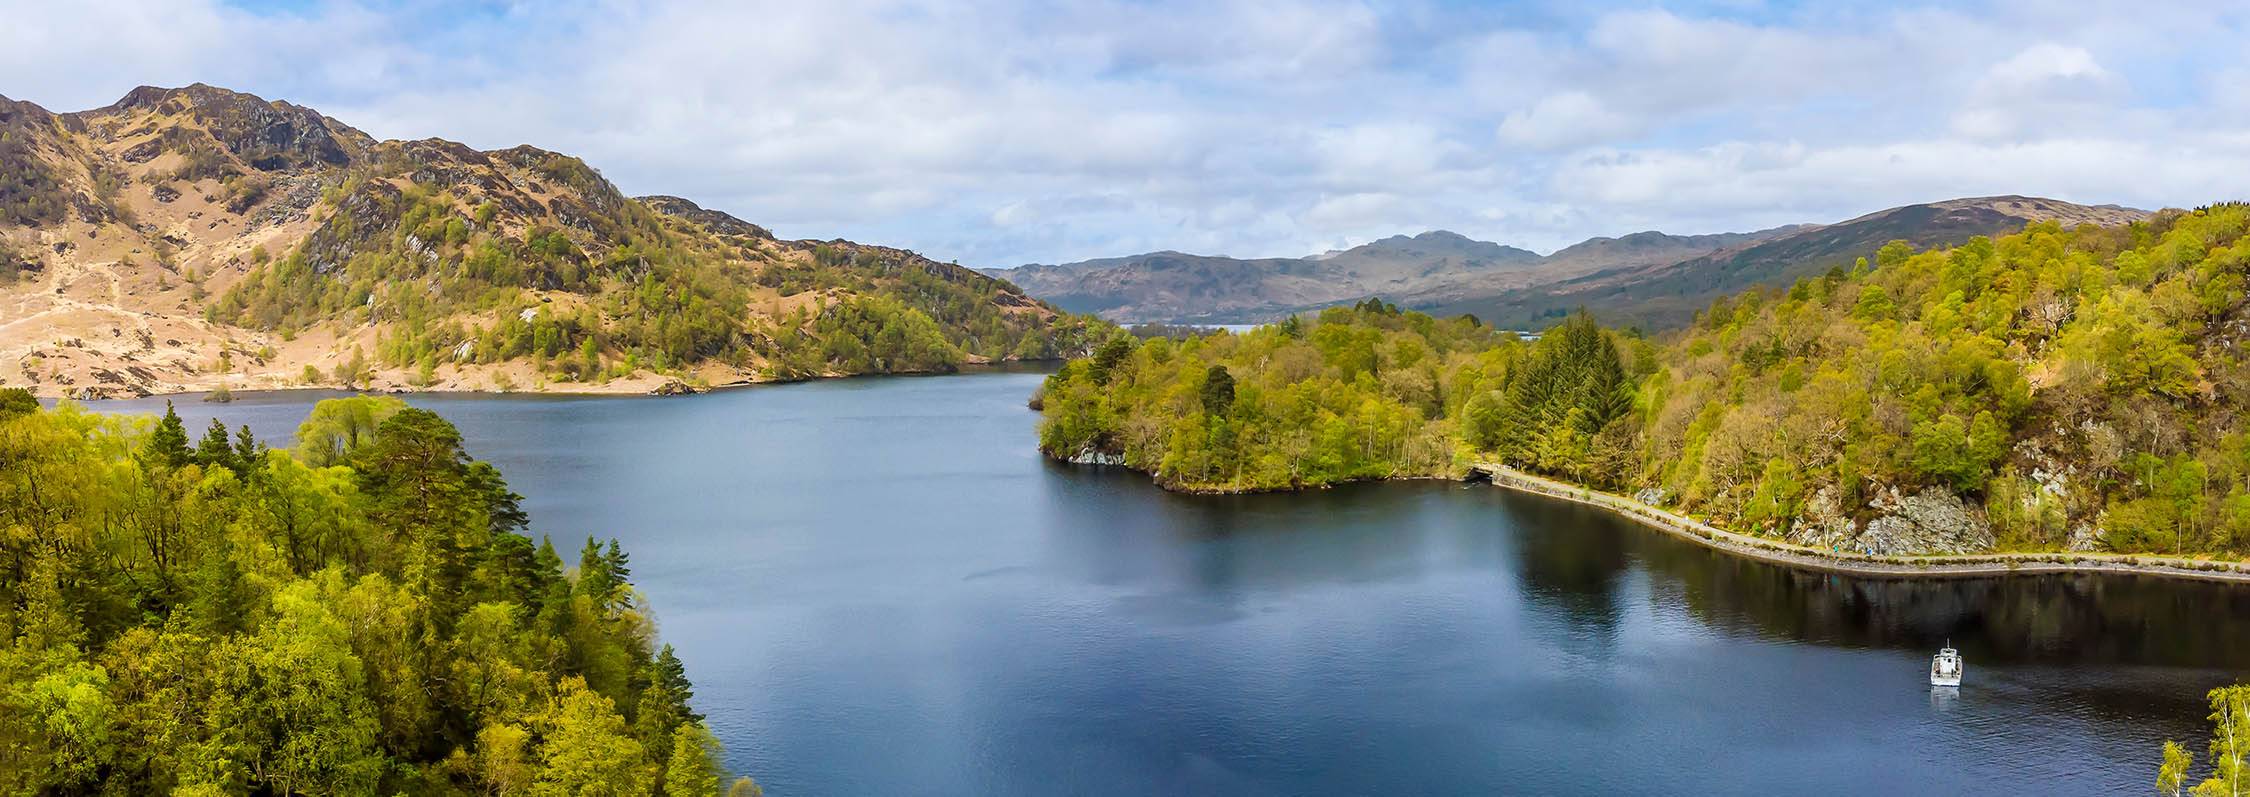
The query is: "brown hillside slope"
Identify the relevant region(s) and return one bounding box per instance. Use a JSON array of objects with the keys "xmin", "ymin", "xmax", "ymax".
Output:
[{"xmin": 0, "ymin": 84, "xmax": 1096, "ymax": 398}]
